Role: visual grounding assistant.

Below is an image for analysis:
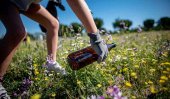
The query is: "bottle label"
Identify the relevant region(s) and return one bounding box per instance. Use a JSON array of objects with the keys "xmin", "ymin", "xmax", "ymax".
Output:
[{"xmin": 76, "ymin": 53, "xmax": 92, "ymax": 62}]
